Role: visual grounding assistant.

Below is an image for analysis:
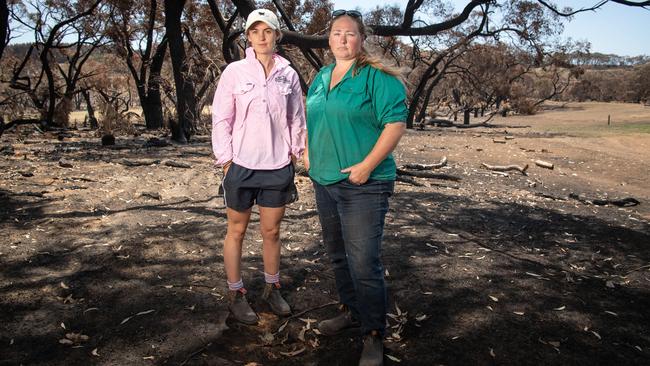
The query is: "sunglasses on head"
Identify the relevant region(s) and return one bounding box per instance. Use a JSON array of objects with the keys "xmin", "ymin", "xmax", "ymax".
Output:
[{"xmin": 332, "ymin": 9, "xmax": 362, "ymax": 19}]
